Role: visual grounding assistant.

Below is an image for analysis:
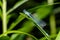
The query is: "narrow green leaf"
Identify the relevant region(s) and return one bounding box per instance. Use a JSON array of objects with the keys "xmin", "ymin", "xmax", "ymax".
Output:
[
  {"xmin": 40, "ymin": 35, "xmax": 57, "ymax": 40},
  {"xmin": 10, "ymin": 34, "xmax": 26, "ymax": 40},
  {"xmin": 0, "ymin": 9, "xmax": 2, "ymax": 19},
  {"xmin": 35, "ymin": 5, "xmax": 52, "ymax": 19},
  {"xmin": 8, "ymin": 13, "xmax": 25, "ymax": 31},
  {"xmin": 0, "ymin": 0, "xmax": 2, "ymax": 7},
  {"xmin": 10, "ymin": 20, "xmax": 35, "ymax": 40},
  {"xmin": 8, "ymin": 3, "xmax": 52, "ymax": 40},
  {"xmin": 18, "ymin": 20, "xmax": 35, "ymax": 33},
  {"xmin": 7, "ymin": 14, "xmax": 17, "ymax": 24},
  {"xmin": 14, "ymin": 4, "xmax": 52, "ymax": 40},
  {"xmin": 55, "ymin": 31, "xmax": 60, "ymax": 40},
  {"xmin": 7, "ymin": 0, "xmax": 28, "ymax": 15}
]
